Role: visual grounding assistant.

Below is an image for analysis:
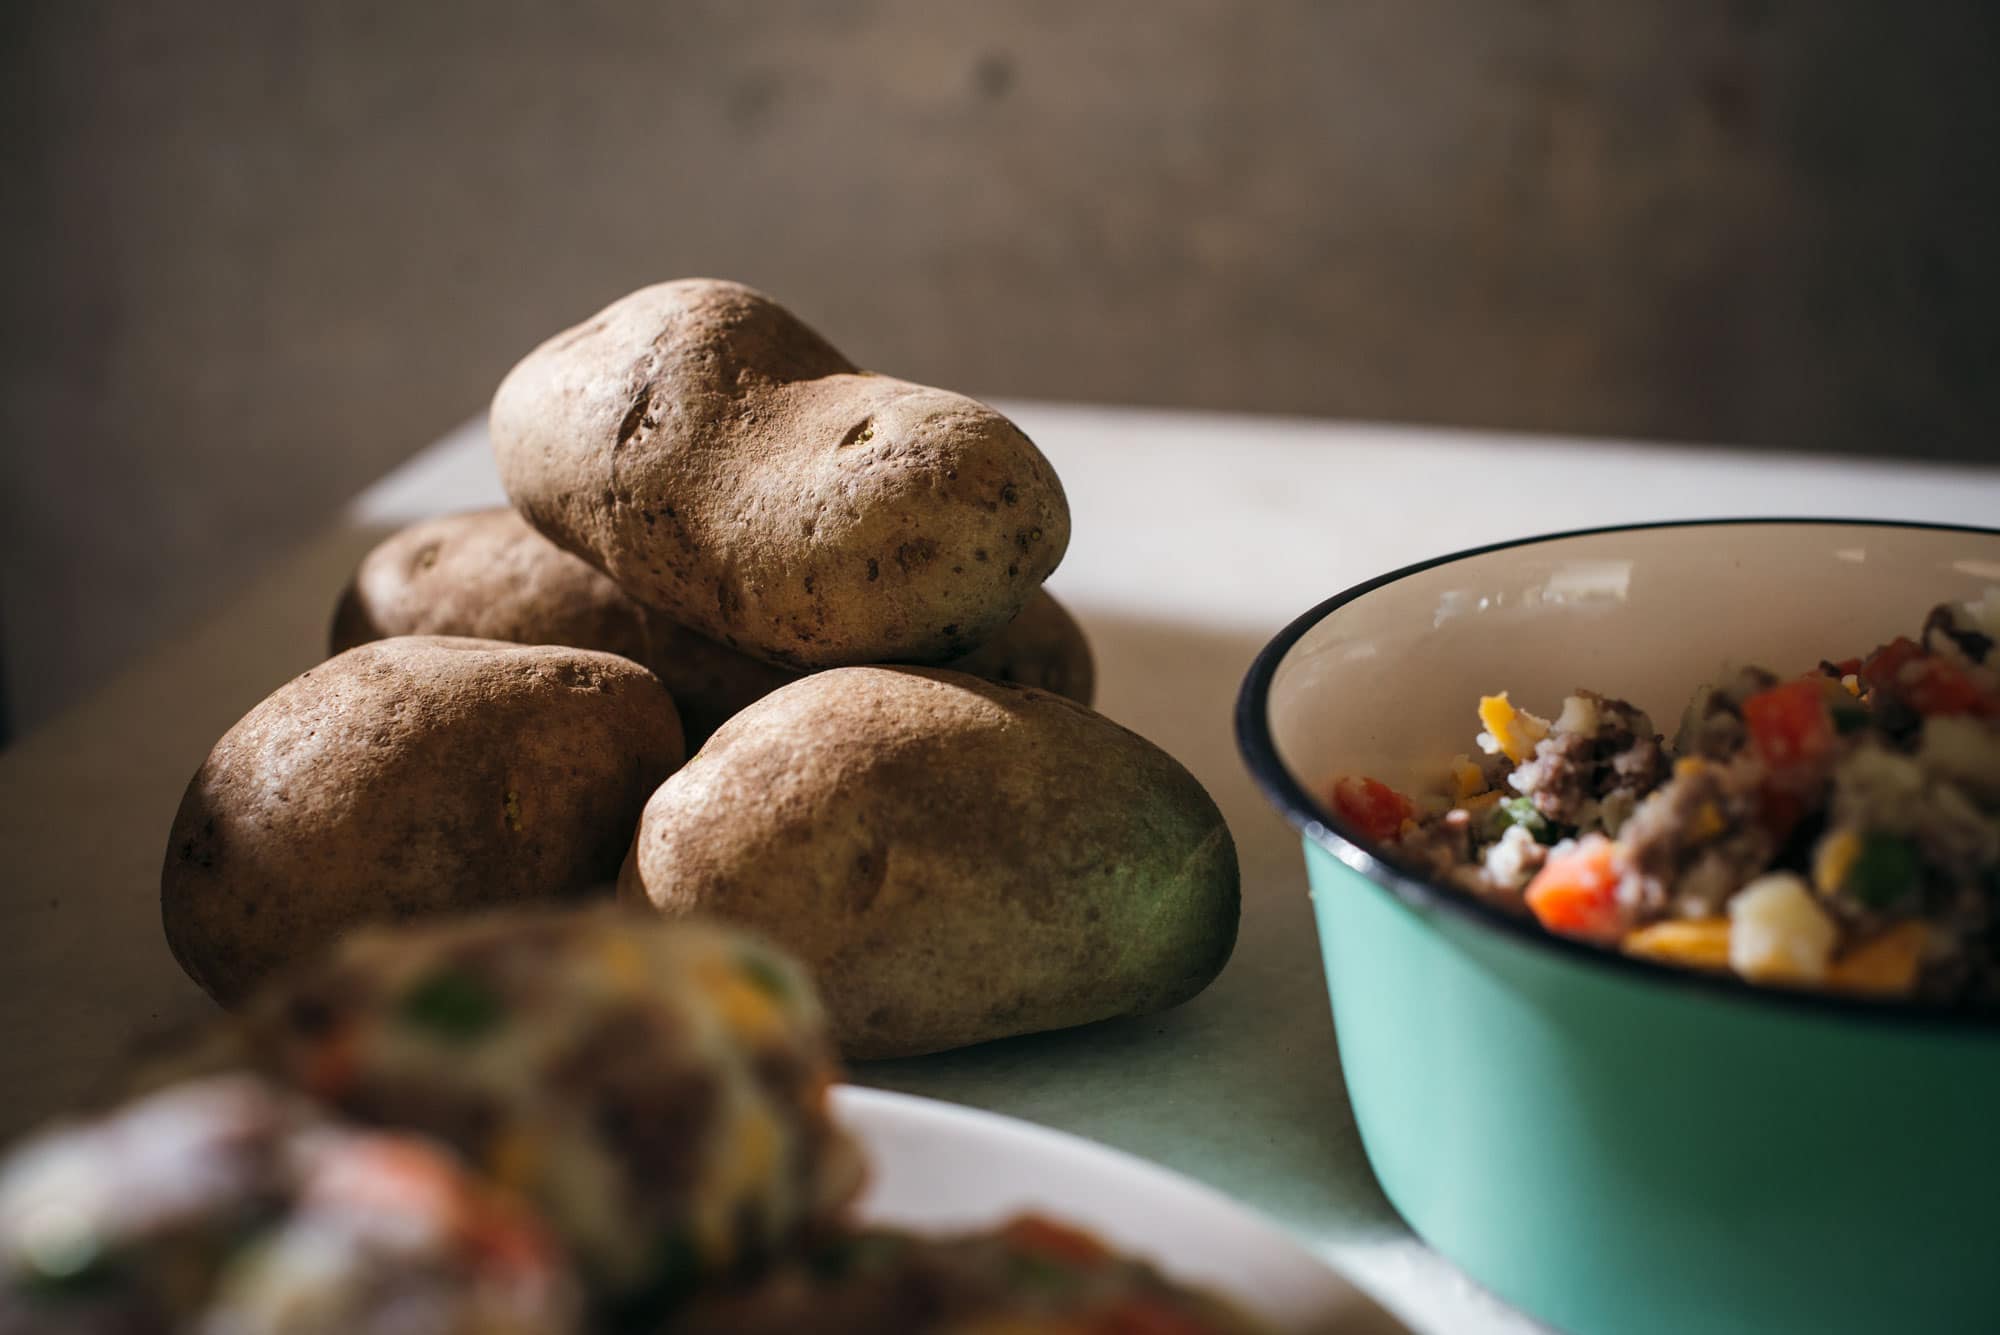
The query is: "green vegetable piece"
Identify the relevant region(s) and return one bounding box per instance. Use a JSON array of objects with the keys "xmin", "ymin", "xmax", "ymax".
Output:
[
  {"xmin": 605, "ymin": 1231, "xmax": 701, "ymax": 1326},
  {"xmin": 398, "ymin": 970, "xmax": 502, "ymax": 1043},
  {"xmin": 738, "ymin": 951, "xmax": 793, "ymax": 1002},
  {"xmin": 1831, "ymin": 705, "xmax": 1871, "ymax": 735},
  {"xmin": 1008, "ymin": 1248, "xmax": 1083, "ymax": 1293},
  {"xmin": 807, "ymin": 1230, "xmax": 907, "ymax": 1281},
  {"xmin": 1498, "ymin": 795, "xmax": 1557, "ymax": 845},
  {"xmin": 18, "ymin": 1246, "xmax": 125, "ymax": 1303},
  {"xmin": 1848, "ymin": 833, "xmax": 1921, "ymax": 909}
]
